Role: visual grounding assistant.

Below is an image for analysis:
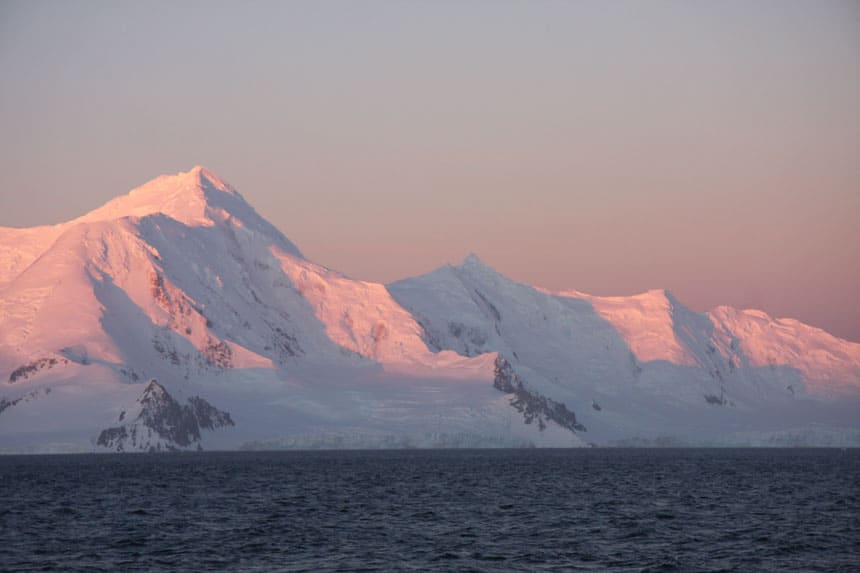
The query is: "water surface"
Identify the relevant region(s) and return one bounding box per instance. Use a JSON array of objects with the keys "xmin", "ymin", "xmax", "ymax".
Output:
[{"xmin": 1, "ymin": 449, "xmax": 858, "ymax": 571}]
